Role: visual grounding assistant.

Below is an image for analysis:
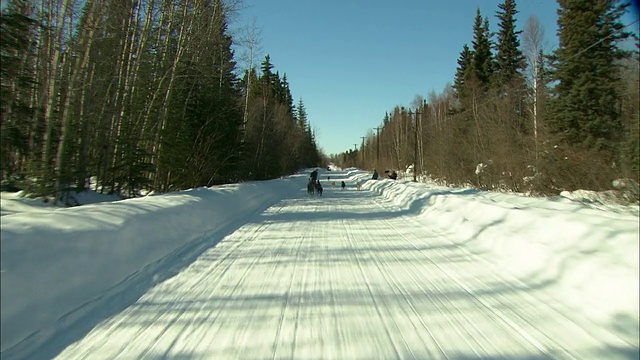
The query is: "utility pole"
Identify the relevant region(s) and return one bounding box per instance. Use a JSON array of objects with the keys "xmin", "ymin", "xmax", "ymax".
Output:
[
  {"xmin": 414, "ymin": 109, "xmax": 421, "ymax": 182},
  {"xmin": 421, "ymin": 100, "xmax": 427, "ymax": 176},
  {"xmin": 375, "ymin": 127, "xmax": 381, "ymax": 168},
  {"xmin": 353, "ymin": 144, "xmax": 358, "ymax": 168},
  {"xmin": 360, "ymin": 136, "xmax": 365, "ymax": 166},
  {"xmin": 410, "ymin": 110, "xmax": 417, "ymax": 182}
]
